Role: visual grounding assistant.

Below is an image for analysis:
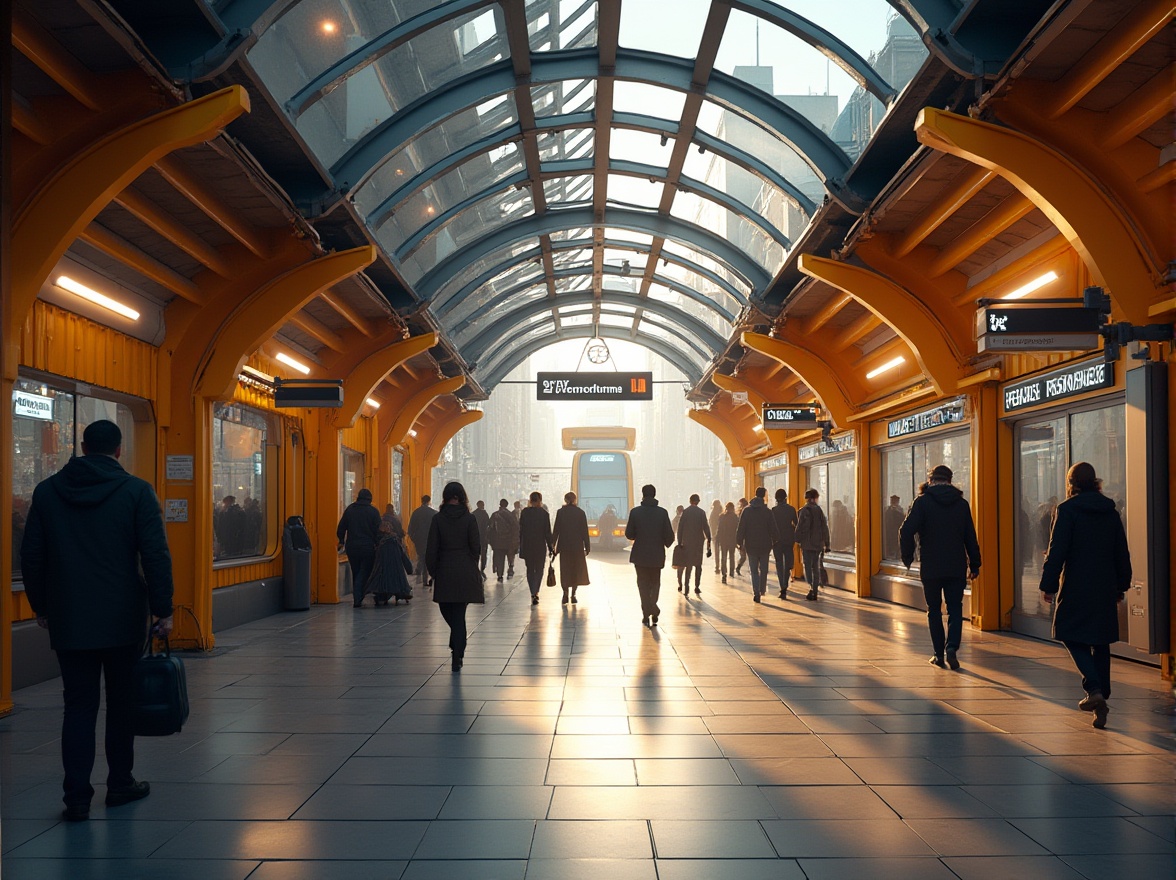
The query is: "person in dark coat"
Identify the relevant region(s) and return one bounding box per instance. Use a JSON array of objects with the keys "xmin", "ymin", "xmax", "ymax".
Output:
[
  {"xmin": 1039, "ymin": 462, "xmax": 1131, "ymax": 729},
  {"xmin": 625, "ymin": 484, "xmax": 675, "ymax": 626},
  {"xmin": 736, "ymin": 487, "xmax": 780, "ymax": 602},
  {"xmin": 716, "ymin": 502, "xmax": 738, "ymax": 583},
  {"xmin": 337, "ymin": 488, "xmax": 382, "ymax": 608},
  {"xmin": 900, "ymin": 465, "xmax": 981, "ymax": 670},
  {"xmin": 772, "ymin": 488, "xmax": 798, "ymax": 599},
  {"xmin": 882, "ymin": 495, "xmax": 905, "ymax": 559},
  {"xmin": 734, "ymin": 497, "xmax": 749, "ymax": 575},
  {"xmin": 216, "ymin": 495, "xmax": 247, "ymax": 557},
  {"xmin": 518, "ymin": 491, "xmax": 554, "ymax": 604},
  {"xmin": 675, "ymin": 494, "xmax": 711, "ymax": 596},
  {"xmin": 21, "ymin": 420, "xmax": 174, "ymax": 821},
  {"xmin": 829, "ymin": 500, "xmax": 854, "ymax": 552},
  {"xmin": 708, "ymin": 500, "xmax": 723, "ymax": 572},
  {"xmin": 406, "ymin": 495, "xmax": 436, "ymax": 587},
  {"xmin": 795, "ymin": 489, "xmax": 831, "ymax": 601},
  {"xmin": 426, "ymin": 481, "xmax": 484, "ymax": 670},
  {"xmin": 553, "ymin": 491, "xmax": 591, "ymax": 604},
  {"xmin": 472, "ymin": 500, "xmax": 491, "ymax": 576},
  {"xmin": 597, "ymin": 505, "xmax": 618, "ymax": 551},
  {"xmin": 488, "ymin": 498, "xmax": 520, "ymax": 581},
  {"xmin": 368, "ymin": 506, "xmax": 413, "ymax": 606}
]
